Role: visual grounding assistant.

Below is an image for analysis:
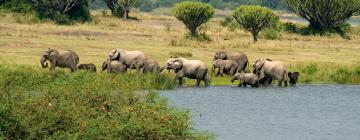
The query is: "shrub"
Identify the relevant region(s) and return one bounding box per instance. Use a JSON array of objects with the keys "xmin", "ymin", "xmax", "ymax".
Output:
[
  {"xmin": 172, "ymin": 1, "xmax": 214, "ymax": 37},
  {"xmin": 283, "ymin": 0, "xmax": 360, "ymax": 35},
  {"xmin": 0, "ymin": 64, "xmax": 211, "ymax": 139},
  {"xmin": 281, "ymin": 22, "xmax": 298, "ymax": 33},
  {"xmin": 33, "ymin": 0, "xmax": 91, "ymax": 24},
  {"xmin": 355, "ymin": 65, "xmax": 360, "ymax": 75},
  {"xmin": 262, "ymin": 28, "xmax": 279, "ymax": 40},
  {"xmin": 2, "ymin": 0, "xmax": 33, "ymax": 13},
  {"xmin": 103, "ymin": 0, "xmax": 135, "ymax": 19},
  {"xmin": 330, "ymin": 68, "xmax": 351, "ymax": 84},
  {"xmin": 302, "ymin": 63, "xmax": 318, "ymax": 74},
  {"xmin": 233, "ymin": 5, "xmax": 278, "ymax": 43}
]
